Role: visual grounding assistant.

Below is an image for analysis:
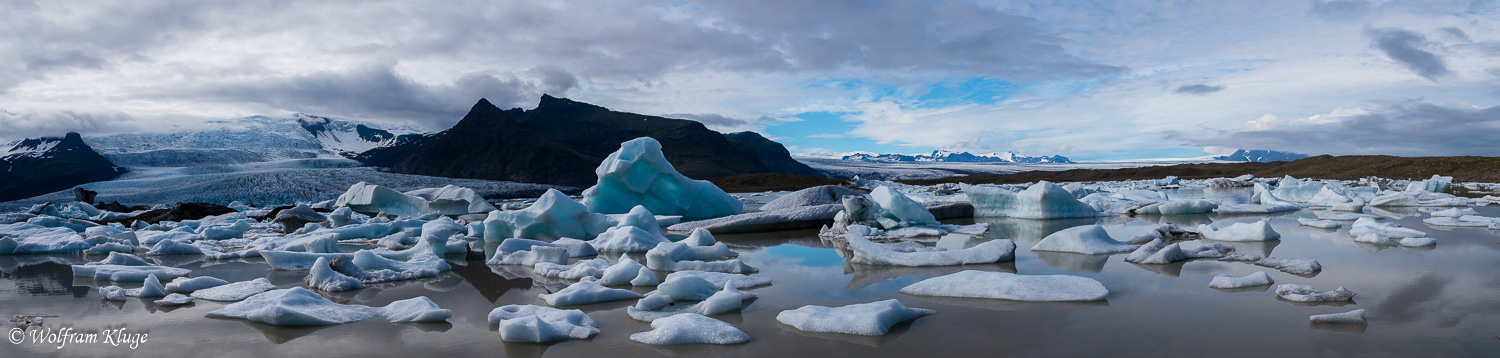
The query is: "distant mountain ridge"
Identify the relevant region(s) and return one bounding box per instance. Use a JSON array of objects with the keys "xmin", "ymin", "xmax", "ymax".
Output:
[
  {"xmin": 82, "ymin": 114, "xmax": 420, "ymax": 167},
  {"xmin": 1214, "ymin": 149, "xmax": 1311, "ymax": 162},
  {"xmin": 357, "ymin": 95, "xmax": 823, "ymax": 187},
  {"xmin": 1, "ymin": 132, "xmax": 125, "ymax": 202},
  {"xmin": 839, "ymin": 149, "xmax": 1073, "ymax": 164}
]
